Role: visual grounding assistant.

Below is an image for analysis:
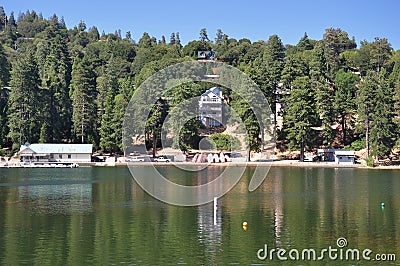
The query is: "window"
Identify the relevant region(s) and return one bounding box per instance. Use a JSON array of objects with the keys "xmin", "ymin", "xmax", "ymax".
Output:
[
  {"xmin": 59, "ymin": 154, "xmax": 62, "ymax": 159},
  {"xmin": 68, "ymin": 154, "xmax": 71, "ymax": 159}
]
